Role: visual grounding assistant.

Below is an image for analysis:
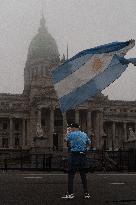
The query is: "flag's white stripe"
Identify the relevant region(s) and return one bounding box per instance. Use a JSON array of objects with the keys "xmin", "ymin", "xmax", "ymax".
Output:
[
  {"xmin": 52, "ymin": 53, "xmax": 94, "ymax": 84},
  {"xmin": 54, "ymin": 54, "xmax": 113, "ymax": 98},
  {"xmin": 59, "ymin": 58, "xmax": 127, "ymax": 112}
]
